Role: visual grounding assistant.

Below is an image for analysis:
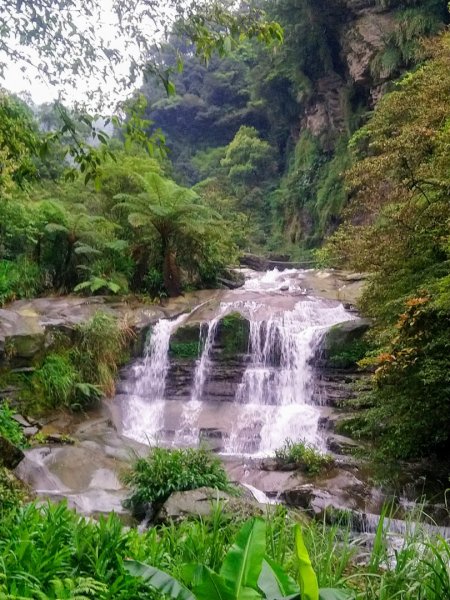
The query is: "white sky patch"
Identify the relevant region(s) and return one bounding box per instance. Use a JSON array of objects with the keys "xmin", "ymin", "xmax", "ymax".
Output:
[{"xmin": 1, "ymin": 0, "xmax": 175, "ymax": 109}]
